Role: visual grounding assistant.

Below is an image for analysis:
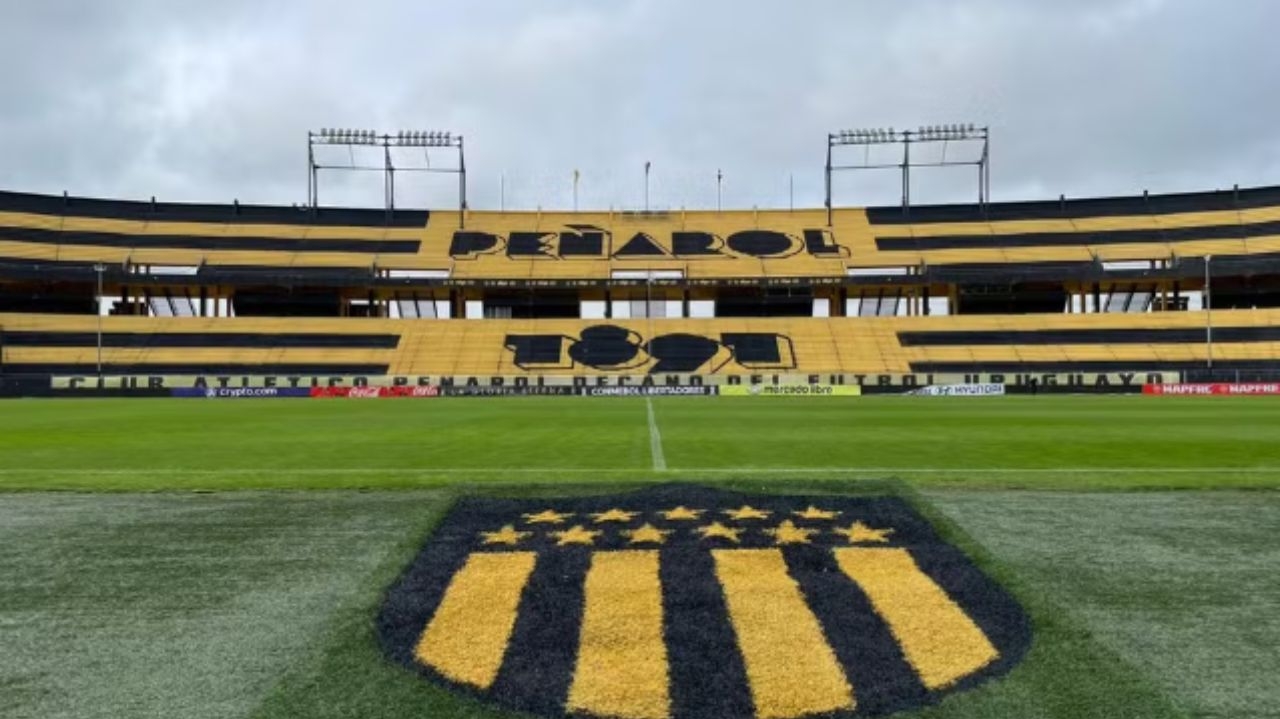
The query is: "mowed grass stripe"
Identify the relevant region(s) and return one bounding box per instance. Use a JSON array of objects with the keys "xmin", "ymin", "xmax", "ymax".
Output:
[
  {"xmin": 5, "ymin": 489, "xmax": 1257, "ymax": 719},
  {"xmin": 3, "ymin": 466, "xmax": 1279, "ymax": 494},
  {"xmin": 4, "ymin": 466, "xmax": 1280, "ymax": 474},
  {"xmin": 1, "ymin": 397, "xmax": 1279, "ymax": 490},
  {"xmin": 656, "ymin": 396, "xmax": 1280, "ymax": 473},
  {"xmin": 925, "ymin": 489, "xmax": 1280, "ymax": 719},
  {"xmin": 0, "ymin": 397, "xmax": 655, "ymax": 473}
]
